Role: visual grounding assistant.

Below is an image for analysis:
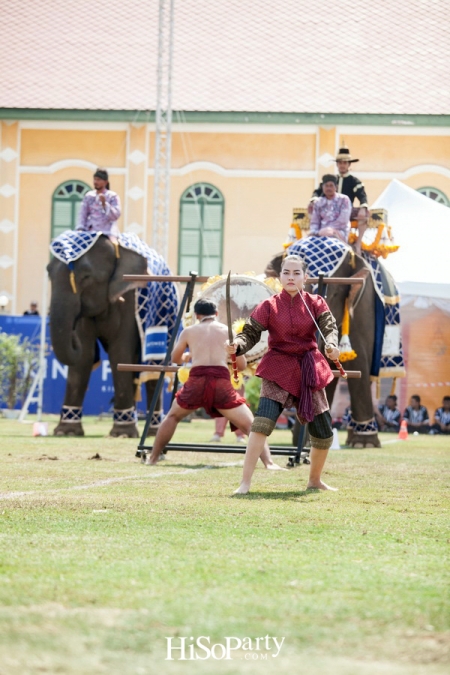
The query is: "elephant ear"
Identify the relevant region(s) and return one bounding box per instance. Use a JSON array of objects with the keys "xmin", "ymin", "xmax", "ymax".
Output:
[
  {"xmin": 108, "ymin": 247, "xmax": 148, "ymax": 303},
  {"xmin": 265, "ymin": 251, "xmax": 285, "ymax": 278},
  {"xmin": 347, "ymin": 267, "xmax": 370, "ymax": 317}
]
